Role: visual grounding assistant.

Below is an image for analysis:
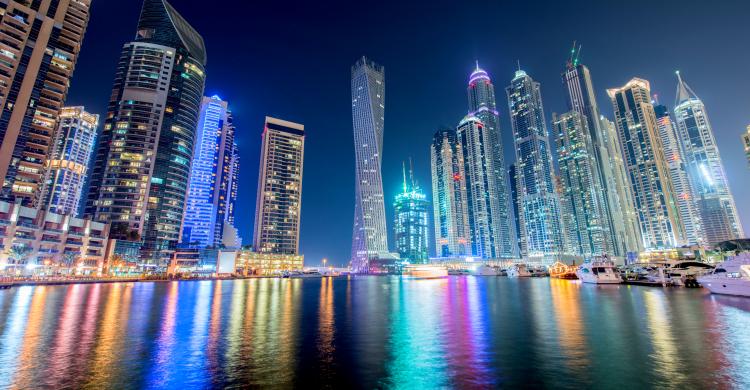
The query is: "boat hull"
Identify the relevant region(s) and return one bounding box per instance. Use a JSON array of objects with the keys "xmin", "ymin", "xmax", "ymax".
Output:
[{"xmin": 698, "ymin": 277, "xmax": 750, "ymax": 297}]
